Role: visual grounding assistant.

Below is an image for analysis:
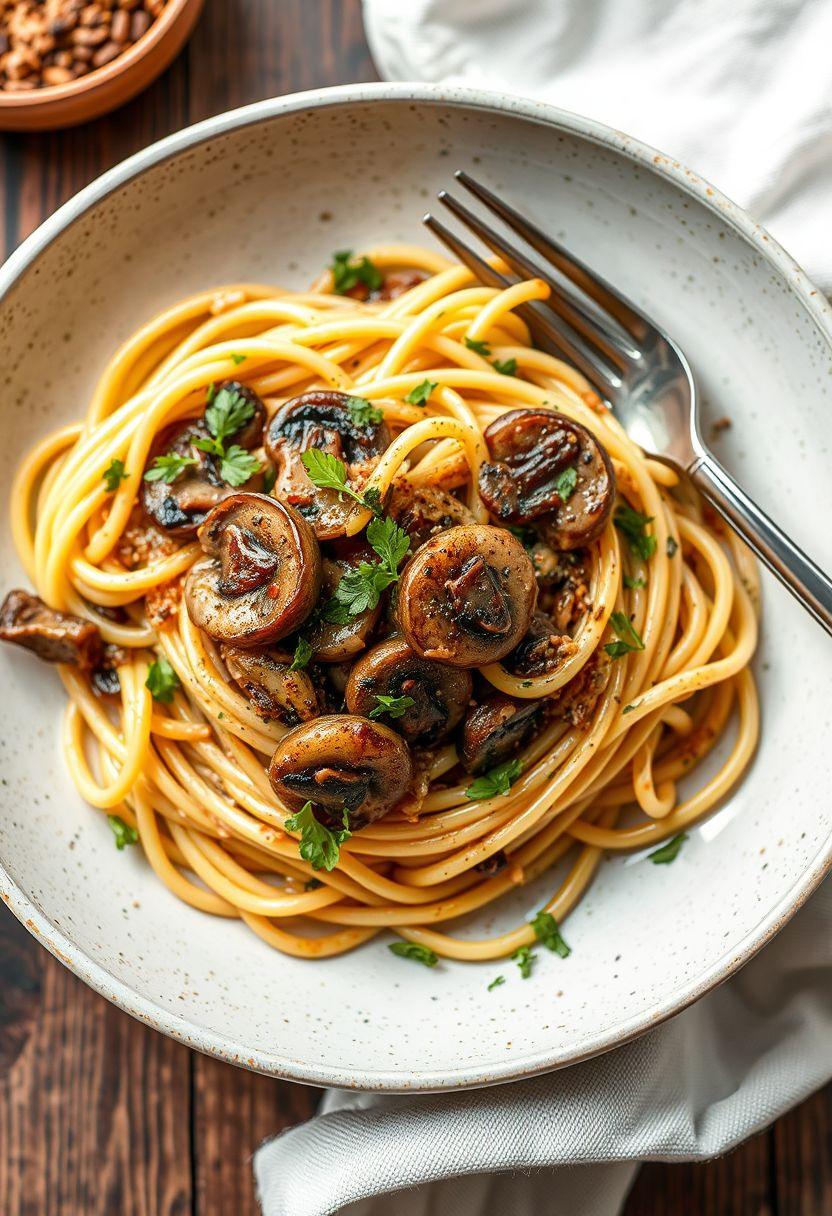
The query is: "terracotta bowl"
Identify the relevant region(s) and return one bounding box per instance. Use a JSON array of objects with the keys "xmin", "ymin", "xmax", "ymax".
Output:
[{"xmin": 0, "ymin": 0, "xmax": 203, "ymax": 131}]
